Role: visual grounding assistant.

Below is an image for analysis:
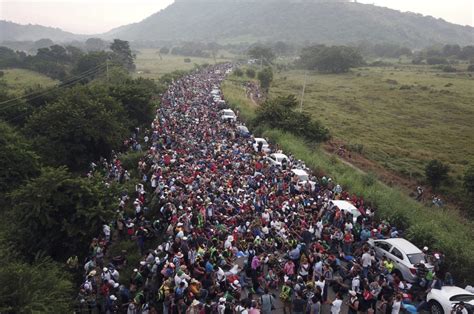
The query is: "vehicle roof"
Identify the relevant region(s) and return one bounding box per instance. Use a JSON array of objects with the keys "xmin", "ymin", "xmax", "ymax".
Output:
[
  {"xmin": 222, "ymin": 109, "xmax": 235, "ymax": 113},
  {"xmin": 378, "ymin": 238, "xmax": 422, "ymax": 254},
  {"xmin": 439, "ymin": 286, "xmax": 474, "ymax": 297},
  {"xmin": 330, "ymin": 200, "xmax": 357, "ymax": 211},
  {"xmin": 291, "ymin": 169, "xmax": 308, "ymax": 176},
  {"xmin": 237, "ymin": 125, "xmax": 249, "ymax": 130},
  {"xmin": 271, "ymin": 153, "xmax": 288, "ymax": 159},
  {"xmin": 254, "ymin": 138, "xmax": 267, "ymax": 142}
]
